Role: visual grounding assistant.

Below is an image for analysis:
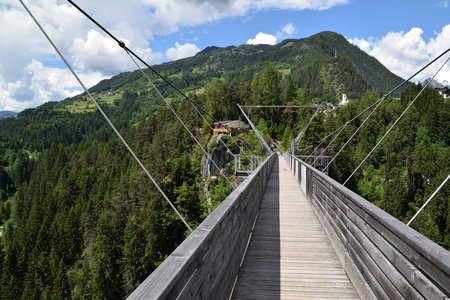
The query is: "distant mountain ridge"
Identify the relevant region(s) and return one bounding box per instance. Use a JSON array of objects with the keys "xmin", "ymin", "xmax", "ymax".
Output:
[
  {"xmin": 0, "ymin": 111, "xmax": 17, "ymax": 119},
  {"xmin": 422, "ymin": 78, "xmax": 449, "ymax": 88},
  {"xmin": 0, "ymin": 31, "xmax": 408, "ymax": 148},
  {"xmin": 90, "ymin": 31, "xmax": 405, "ymax": 101}
]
